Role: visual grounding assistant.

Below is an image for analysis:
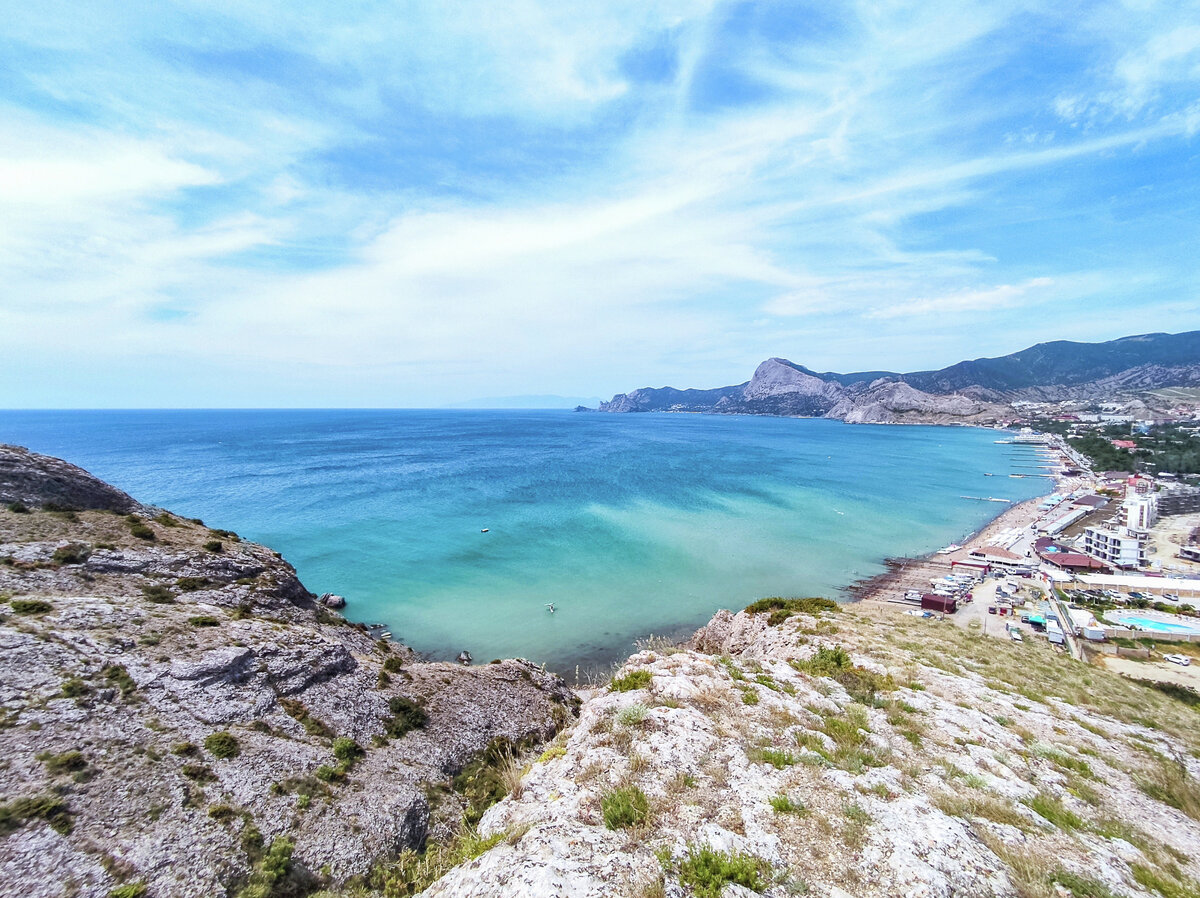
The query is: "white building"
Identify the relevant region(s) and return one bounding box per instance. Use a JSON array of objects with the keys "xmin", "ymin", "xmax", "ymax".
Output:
[
  {"xmin": 1124, "ymin": 493, "xmax": 1158, "ymax": 531},
  {"xmin": 1082, "ymin": 525, "xmax": 1145, "ymax": 570}
]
